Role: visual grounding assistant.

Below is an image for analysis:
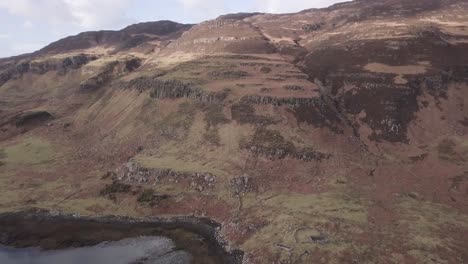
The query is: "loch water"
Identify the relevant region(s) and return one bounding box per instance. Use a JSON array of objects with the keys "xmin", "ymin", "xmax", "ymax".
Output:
[{"xmin": 0, "ymin": 236, "xmax": 191, "ymax": 264}]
